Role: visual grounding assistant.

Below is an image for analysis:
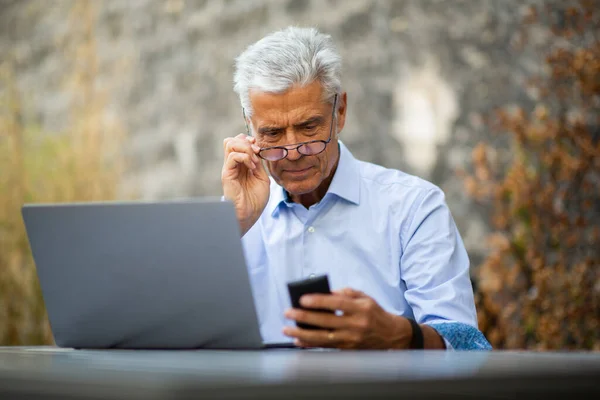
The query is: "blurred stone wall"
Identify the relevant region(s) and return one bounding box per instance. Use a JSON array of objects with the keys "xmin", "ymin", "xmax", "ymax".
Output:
[{"xmin": 0, "ymin": 0, "xmax": 556, "ymax": 266}]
